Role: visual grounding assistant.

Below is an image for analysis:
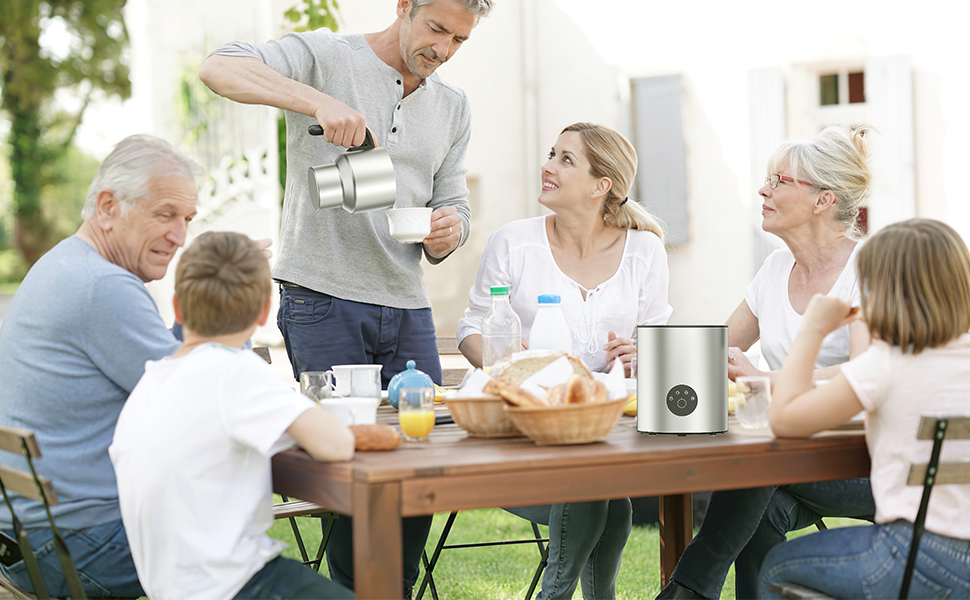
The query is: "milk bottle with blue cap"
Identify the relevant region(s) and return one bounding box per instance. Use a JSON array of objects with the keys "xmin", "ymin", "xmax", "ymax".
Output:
[{"xmin": 528, "ymin": 294, "xmax": 572, "ymax": 352}]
